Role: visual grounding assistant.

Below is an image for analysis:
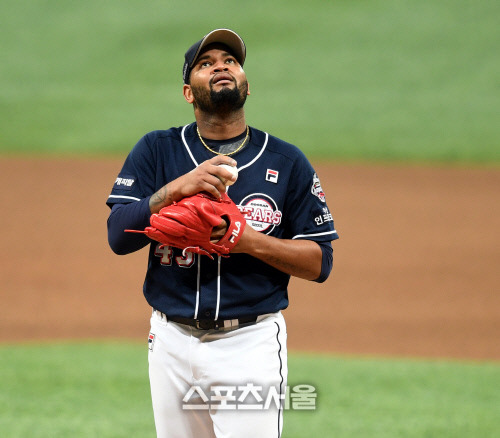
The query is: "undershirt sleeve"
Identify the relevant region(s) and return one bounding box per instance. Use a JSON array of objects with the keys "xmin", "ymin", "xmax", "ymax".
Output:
[
  {"xmin": 107, "ymin": 197, "xmax": 152, "ymax": 255},
  {"xmin": 314, "ymin": 241, "xmax": 333, "ymax": 283}
]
